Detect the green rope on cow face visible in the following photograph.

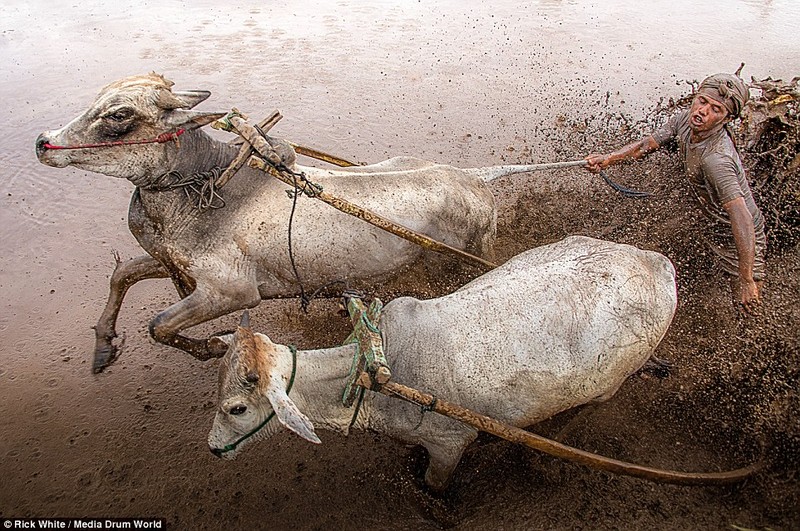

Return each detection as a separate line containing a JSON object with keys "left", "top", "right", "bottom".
{"left": 217, "top": 344, "right": 298, "bottom": 455}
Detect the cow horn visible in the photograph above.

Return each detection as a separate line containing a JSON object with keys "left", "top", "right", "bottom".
{"left": 173, "top": 90, "right": 212, "bottom": 109}
{"left": 239, "top": 311, "right": 250, "bottom": 329}
{"left": 164, "top": 109, "right": 228, "bottom": 130}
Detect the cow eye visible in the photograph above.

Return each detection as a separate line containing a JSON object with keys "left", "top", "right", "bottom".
{"left": 229, "top": 405, "right": 247, "bottom": 416}
{"left": 105, "top": 108, "right": 134, "bottom": 122}
{"left": 100, "top": 108, "right": 136, "bottom": 137}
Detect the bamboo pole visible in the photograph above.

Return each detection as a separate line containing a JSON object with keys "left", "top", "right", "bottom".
{"left": 289, "top": 142, "right": 361, "bottom": 167}
{"left": 248, "top": 156, "right": 498, "bottom": 270}
{"left": 366, "top": 376, "right": 763, "bottom": 486}
{"left": 216, "top": 113, "right": 498, "bottom": 271}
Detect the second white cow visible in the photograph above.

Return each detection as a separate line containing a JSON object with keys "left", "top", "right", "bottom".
{"left": 207, "top": 236, "right": 677, "bottom": 490}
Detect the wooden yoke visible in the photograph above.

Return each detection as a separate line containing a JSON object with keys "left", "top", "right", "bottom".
{"left": 341, "top": 296, "right": 391, "bottom": 407}
{"left": 213, "top": 109, "right": 283, "bottom": 189}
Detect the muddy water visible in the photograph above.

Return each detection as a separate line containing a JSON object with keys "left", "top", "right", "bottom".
{"left": 1, "top": 1, "right": 799, "bottom": 529}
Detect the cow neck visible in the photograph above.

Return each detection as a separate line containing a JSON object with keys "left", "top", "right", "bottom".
{"left": 137, "top": 129, "right": 238, "bottom": 190}
{"left": 286, "top": 343, "right": 373, "bottom": 435}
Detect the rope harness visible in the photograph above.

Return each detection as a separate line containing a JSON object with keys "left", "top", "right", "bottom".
{"left": 158, "top": 167, "right": 227, "bottom": 210}
{"left": 42, "top": 128, "right": 186, "bottom": 150}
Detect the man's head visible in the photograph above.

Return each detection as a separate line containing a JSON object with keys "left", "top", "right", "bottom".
{"left": 689, "top": 73, "right": 750, "bottom": 135}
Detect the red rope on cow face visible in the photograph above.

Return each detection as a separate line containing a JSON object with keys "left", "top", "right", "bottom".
{"left": 42, "top": 128, "right": 186, "bottom": 150}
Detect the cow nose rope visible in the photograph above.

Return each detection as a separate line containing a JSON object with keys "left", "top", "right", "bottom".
{"left": 41, "top": 128, "right": 186, "bottom": 150}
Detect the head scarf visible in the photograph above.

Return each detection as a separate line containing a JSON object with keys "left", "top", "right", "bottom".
{"left": 697, "top": 74, "right": 750, "bottom": 118}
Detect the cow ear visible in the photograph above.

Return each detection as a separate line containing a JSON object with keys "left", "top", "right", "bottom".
{"left": 214, "top": 333, "right": 235, "bottom": 346}
{"left": 172, "top": 90, "right": 212, "bottom": 109}
{"left": 265, "top": 375, "right": 321, "bottom": 444}
{"left": 164, "top": 109, "right": 227, "bottom": 130}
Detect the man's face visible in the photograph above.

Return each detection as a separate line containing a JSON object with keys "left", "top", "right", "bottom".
{"left": 689, "top": 94, "right": 730, "bottom": 134}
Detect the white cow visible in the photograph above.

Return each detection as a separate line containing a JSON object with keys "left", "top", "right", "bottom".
{"left": 35, "top": 73, "right": 575, "bottom": 372}
{"left": 207, "top": 236, "right": 677, "bottom": 490}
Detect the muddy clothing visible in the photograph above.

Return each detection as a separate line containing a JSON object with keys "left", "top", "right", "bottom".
{"left": 652, "top": 109, "right": 767, "bottom": 279}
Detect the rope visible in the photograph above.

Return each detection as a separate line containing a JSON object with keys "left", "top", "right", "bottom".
{"left": 43, "top": 128, "right": 185, "bottom": 150}
{"left": 413, "top": 395, "right": 438, "bottom": 430}
{"left": 160, "top": 167, "right": 226, "bottom": 210}
{"left": 249, "top": 124, "right": 313, "bottom": 311}
{"left": 348, "top": 386, "right": 366, "bottom": 430}
{"left": 285, "top": 165, "right": 311, "bottom": 312}
{"left": 252, "top": 124, "right": 349, "bottom": 313}
{"left": 599, "top": 170, "right": 651, "bottom": 198}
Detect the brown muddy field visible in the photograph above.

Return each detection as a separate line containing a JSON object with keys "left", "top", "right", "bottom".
{"left": 1, "top": 1, "right": 798, "bottom": 530}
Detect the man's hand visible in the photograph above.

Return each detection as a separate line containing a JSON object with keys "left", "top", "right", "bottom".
{"left": 585, "top": 136, "right": 660, "bottom": 174}
{"left": 723, "top": 197, "right": 761, "bottom": 316}
{"left": 738, "top": 277, "right": 762, "bottom": 315}
{"left": 585, "top": 154, "right": 609, "bottom": 173}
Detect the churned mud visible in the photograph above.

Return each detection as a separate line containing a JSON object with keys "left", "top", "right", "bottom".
{"left": 1, "top": 2, "right": 799, "bottom": 530}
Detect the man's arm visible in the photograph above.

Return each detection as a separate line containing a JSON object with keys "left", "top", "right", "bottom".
{"left": 585, "top": 135, "right": 660, "bottom": 173}
{"left": 723, "top": 196, "right": 761, "bottom": 310}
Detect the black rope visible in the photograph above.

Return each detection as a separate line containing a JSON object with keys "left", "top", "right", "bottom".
{"left": 413, "top": 396, "right": 438, "bottom": 430}
{"left": 252, "top": 124, "right": 313, "bottom": 311}
{"left": 252, "top": 125, "right": 351, "bottom": 313}
{"left": 599, "top": 170, "right": 651, "bottom": 198}
{"left": 348, "top": 386, "right": 366, "bottom": 430}
{"left": 160, "top": 167, "right": 226, "bottom": 210}
{"left": 285, "top": 165, "right": 312, "bottom": 312}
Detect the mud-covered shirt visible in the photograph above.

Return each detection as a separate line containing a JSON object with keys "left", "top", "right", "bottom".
{"left": 652, "top": 109, "right": 765, "bottom": 238}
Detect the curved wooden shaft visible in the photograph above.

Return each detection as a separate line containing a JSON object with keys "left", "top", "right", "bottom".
{"left": 249, "top": 157, "right": 499, "bottom": 271}
{"left": 374, "top": 379, "right": 763, "bottom": 486}
{"left": 288, "top": 142, "right": 360, "bottom": 167}
{"left": 218, "top": 112, "right": 497, "bottom": 272}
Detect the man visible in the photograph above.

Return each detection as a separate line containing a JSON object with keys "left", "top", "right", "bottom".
{"left": 585, "top": 73, "right": 766, "bottom": 315}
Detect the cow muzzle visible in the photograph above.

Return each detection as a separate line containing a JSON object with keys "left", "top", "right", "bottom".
{"left": 35, "top": 133, "right": 69, "bottom": 167}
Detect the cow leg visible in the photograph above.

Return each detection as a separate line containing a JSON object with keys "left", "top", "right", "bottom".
{"left": 94, "top": 255, "right": 170, "bottom": 373}
{"left": 421, "top": 430, "right": 477, "bottom": 491}
{"left": 148, "top": 281, "right": 261, "bottom": 360}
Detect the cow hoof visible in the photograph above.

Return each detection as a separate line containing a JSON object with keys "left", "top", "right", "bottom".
{"left": 93, "top": 343, "right": 119, "bottom": 374}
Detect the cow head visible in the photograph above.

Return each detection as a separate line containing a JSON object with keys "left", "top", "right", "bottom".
{"left": 35, "top": 73, "right": 226, "bottom": 184}
{"left": 208, "top": 312, "right": 320, "bottom": 459}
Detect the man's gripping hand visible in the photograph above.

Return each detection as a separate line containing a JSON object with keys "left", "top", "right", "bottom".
{"left": 585, "top": 153, "right": 610, "bottom": 173}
